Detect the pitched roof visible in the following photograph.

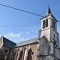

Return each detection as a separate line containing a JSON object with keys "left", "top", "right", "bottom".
{"left": 14, "top": 36, "right": 48, "bottom": 47}
{"left": 41, "top": 7, "right": 57, "bottom": 21}
{"left": 0, "top": 36, "right": 48, "bottom": 48}
{"left": 2, "top": 36, "right": 16, "bottom": 48}
{"left": 47, "top": 7, "right": 51, "bottom": 15}
{"left": 16, "top": 38, "right": 39, "bottom": 47}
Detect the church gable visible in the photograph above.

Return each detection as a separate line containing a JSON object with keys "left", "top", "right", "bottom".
{"left": 3, "top": 37, "right": 16, "bottom": 48}
{"left": 39, "top": 36, "right": 49, "bottom": 55}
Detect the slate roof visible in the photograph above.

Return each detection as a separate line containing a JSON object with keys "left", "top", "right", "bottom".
{"left": 41, "top": 7, "right": 57, "bottom": 22}
{"left": 16, "top": 38, "right": 39, "bottom": 47}
{"left": 47, "top": 7, "right": 51, "bottom": 15}
{"left": 1, "top": 36, "right": 48, "bottom": 48}
{"left": 16, "top": 36, "right": 48, "bottom": 47}
{"left": 2, "top": 37, "right": 16, "bottom": 48}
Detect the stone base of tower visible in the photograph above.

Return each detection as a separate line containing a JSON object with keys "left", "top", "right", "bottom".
{"left": 41, "top": 55, "right": 55, "bottom": 60}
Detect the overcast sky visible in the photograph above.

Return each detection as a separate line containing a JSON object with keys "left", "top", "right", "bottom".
{"left": 0, "top": 0, "right": 60, "bottom": 43}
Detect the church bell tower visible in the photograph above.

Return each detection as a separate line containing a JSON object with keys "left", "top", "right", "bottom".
{"left": 39, "top": 7, "right": 59, "bottom": 46}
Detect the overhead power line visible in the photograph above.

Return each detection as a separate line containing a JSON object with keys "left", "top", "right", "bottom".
{"left": 0, "top": 3, "right": 43, "bottom": 17}
{"left": 57, "top": 21, "right": 60, "bottom": 22}
{"left": 0, "top": 24, "right": 37, "bottom": 34}
{"left": 0, "top": 3, "right": 60, "bottom": 22}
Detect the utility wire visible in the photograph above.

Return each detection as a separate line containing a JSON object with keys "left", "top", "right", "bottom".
{"left": 0, "top": 3, "right": 60, "bottom": 22}
{"left": 57, "top": 21, "right": 60, "bottom": 22}
{"left": 0, "top": 24, "right": 37, "bottom": 34}
{"left": 0, "top": 3, "right": 60, "bottom": 21}
{"left": 0, "top": 3, "right": 40, "bottom": 34}
{"left": 0, "top": 3, "right": 44, "bottom": 17}
{"left": 0, "top": 3, "right": 60, "bottom": 33}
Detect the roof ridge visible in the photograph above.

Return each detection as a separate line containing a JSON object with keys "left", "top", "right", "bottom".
{"left": 17, "top": 37, "right": 38, "bottom": 44}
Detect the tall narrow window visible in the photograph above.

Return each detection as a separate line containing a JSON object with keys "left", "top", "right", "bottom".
{"left": 18, "top": 50, "right": 23, "bottom": 60}
{"left": 53, "top": 34, "right": 55, "bottom": 40}
{"left": 27, "top": 49, "right": 32, "bottom": 60}
{"left": 46, "top": 19, "right": 48, "bottom": 27}
{"left": 54, "top": 34, "right": 55, "bottom": 38}
{"left": 53, "top": 21, "right": 55, "bottom": 29}
{"left": 43, "top": 20, "right": 45, "bottom": 28}
{"left": 52, "top": 20, "right": 55, "bottom": 29}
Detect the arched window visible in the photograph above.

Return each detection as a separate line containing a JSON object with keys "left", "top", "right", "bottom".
{"left": 43, "top": 19, "right": 48, "bottom": 28}
{"left": 46, "top": 19, "right": 48, "bottom": 27}
{"left": 43, "top": 20, "right": 45, "bottom": 28}
{"left": 52, "top": 20, "right": 56, "bottom": 29}
{"left": 18, "top": 50, "right": 23, "bottom": 60}
{"left": 27, "top": 48, "right": 32, "bottom": 60}
{"left": 12, "top": 50, "right": 16, "bottom": 60}
{"left": 9, "top": 49, "right": 17, "bottom": 60}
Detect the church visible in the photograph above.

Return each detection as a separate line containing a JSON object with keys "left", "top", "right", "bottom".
{"left": 0, "top": 7, "right": 60, "bottom": 60}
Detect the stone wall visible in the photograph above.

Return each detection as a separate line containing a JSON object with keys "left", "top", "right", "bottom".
{"left": 9, "top": 43, "right": 38, "bottom": 60}
{"left": 0, "top": 46, "right": 10, "bottom": 60}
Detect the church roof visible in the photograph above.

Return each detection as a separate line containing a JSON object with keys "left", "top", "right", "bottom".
{"left": 41, "top": 7, "right": 57, "bottom": 21}
{"left": 2, "top": 36, "right": 16, "bottom": 48}
{"left": 0, "top": 36, "right": 48, "bottom": 48}
{"left": 39, "top": 36, "right": 49, "bottom": 55}
{"left": 16, "top": 36, "right": 48, "bottom": 47}
{"left": 16, "top": 38, "right": 39, "bottom": 47}
{"left": 41, "top": 13, "right": 57, "bottom": 21}
{"left": 47, "top": 7, "right": 51, "bottom": 15}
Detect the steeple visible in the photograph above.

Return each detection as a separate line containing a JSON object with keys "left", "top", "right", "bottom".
{"left": 40, "top": 7, "right": 59, "bottom": 43}
{"left": 47, "top": 7, "right": 51, "bottom": 15}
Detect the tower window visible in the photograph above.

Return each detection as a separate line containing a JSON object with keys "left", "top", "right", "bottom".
{"left": 52, "top": 20, "right": 55, "bottom": 29}
{"left": 46, "top": 19, "right": 48, "bottom": 27}
{"left": 43, "top": 20, "right": 45, "bottom": 28}
{"left": 54, "top": 34, "right": 55, "bottom": 38}
{"left": 43, "top": 19, "right": 48, "bottom": 28}
{"left": 53, "top": 34, "right": 55, "bottom": 41}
